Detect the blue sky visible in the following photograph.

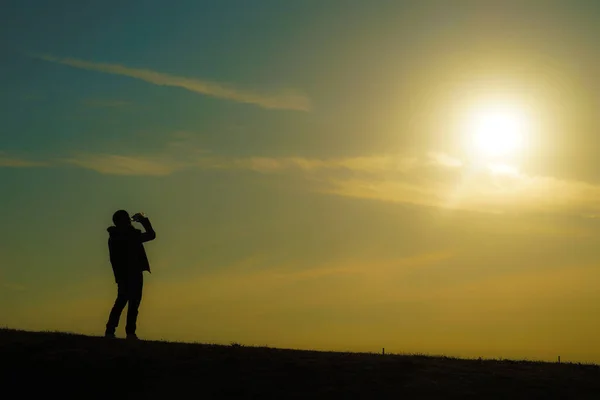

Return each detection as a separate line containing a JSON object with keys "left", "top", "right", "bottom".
{"left": 3, "top": 0, "right": 600, "bottom": 362}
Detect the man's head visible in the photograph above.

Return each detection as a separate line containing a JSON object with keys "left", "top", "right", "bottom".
{"left": 112, "top": 210, "right": 132, "bottom": 228}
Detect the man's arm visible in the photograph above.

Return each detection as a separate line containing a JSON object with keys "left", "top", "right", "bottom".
{"left": 139, "top": 217, "right": 156, "bottom": 243}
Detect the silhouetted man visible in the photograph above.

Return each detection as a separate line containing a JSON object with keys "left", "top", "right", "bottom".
{"left": 105, "top": 210, "right": 156, "bottom": 339}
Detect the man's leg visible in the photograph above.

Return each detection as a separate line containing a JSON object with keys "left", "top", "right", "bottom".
{"left": 106, "top": 282, "right": 129, "bottom": 336}
{"left": 125, "top": 273, "right": 143, "bottom": 337}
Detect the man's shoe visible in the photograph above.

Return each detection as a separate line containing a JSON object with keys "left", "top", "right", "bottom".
{"left": 126, "top": 334, "right": 139, "bottom": 340}
{"left": 104, "top": 332, "right": 116, "bottom": 339}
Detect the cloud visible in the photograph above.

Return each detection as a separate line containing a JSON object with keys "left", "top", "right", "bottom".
{"left": 33, "top": 54, "right": 311, "bottom": 111}
{"left": 59, "top": 147, "right": 600, "bottom": 216}
{"left": 426, "top": 152, "right": 463, "bottom": 168}
{"left": 0, "top": 152, "right": 47, "bottom": 168}
{"left": 62, "top": 154, "right": 186, "bottom": 176}
{"left": 7, "top": 141, "right": 600, "bottom": 217}
{"left": 54, "top": 151, "right": 329, "bottom": 177}
{"left": 59, "top": 133, "right": 211, "bottom": 176}
{"left": 318, "top": 157, "right": 600, "bottom": 216}
{"left": 203, "top": 156, "right": 329, "bottom": 173}
{"left": 201, "top": 151, "right": 600, "bottom": 216}
{"left": 198, "top": 154, "right": 421, "bottom": 175}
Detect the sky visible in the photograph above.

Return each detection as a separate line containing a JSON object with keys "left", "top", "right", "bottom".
{"left": 2, "top": 0, "right": 600, "bottom": 363}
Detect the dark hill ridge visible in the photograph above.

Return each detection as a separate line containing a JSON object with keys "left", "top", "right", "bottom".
{"left": 1, "top": 329, "right": 599, "bottom": 399}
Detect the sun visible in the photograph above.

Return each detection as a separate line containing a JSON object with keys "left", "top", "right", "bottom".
{"left": 468, "top": 105, "right": 526, "bottom": 158}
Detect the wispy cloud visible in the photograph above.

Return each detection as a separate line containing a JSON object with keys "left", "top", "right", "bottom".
{"left": 198, "top": 154, "right": 421, "bottom": 175}
{"left": 7, "top": 141, "right": 600, "bottom": 217}
{"left": 317, "top": 157, "right": 600, "bottom": 216}
{"left": 56, "top": 149, "right": 421, "bottom": 178}
{"left": 204, "top": 151, "right": 600, "bottom": 216}
{"left": 0, "top": 152, "right": 47, "bottom": 168}
{"left": 33, "top": 54, "right": 311, "bottom": 111}
{"left": 62, "top": 154, "right": 186, "bottom": 176}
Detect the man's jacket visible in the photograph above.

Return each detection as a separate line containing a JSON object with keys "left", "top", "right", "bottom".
{"left": 107, "top": 219, "right": 156, "bottom": 283}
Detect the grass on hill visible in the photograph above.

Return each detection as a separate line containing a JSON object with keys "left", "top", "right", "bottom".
{"left": 1, "top": 328, "right": 600, "bottom": 399}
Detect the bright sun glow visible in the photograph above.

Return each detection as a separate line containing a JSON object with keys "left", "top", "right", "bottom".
{"left": 469, "top": 106, "right": 526, "bottom": 158}
{"left": 488, "top": 163, "right": 519, "bottom": 176}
